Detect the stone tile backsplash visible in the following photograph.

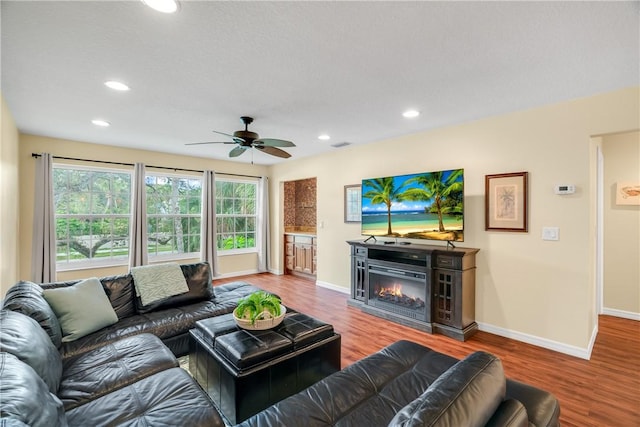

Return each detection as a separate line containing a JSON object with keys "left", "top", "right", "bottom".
{"left": 284, "top": 178, "right": 316, "bottom": 231}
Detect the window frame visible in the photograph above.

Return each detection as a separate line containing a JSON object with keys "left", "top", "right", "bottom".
{"left": 215, "top": 177, "right": 259, "bottom": 255}
{"left": 51, "top": 164, "right": 262, "bottom": 271}
{"left": 145, "top": 171, "right": 203, "bottom": 261}
{"left": 53, "top": 163, "right": 133, "bottom": 271}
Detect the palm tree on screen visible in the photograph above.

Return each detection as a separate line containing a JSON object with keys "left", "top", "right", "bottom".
{"left": 404, "top": 170, "right": 463, "bottom": 232}
{"left": 362, "top": 177, "right": 410, "bottom": 235}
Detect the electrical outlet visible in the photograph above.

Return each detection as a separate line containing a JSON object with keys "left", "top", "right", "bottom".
{"left": 542, "top": 227, "right": 559, "bottom": 241}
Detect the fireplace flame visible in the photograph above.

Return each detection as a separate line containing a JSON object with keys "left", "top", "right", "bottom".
{"left": 379, "top": 284, "right": 403, "bottom": 297}
{"left": 375, "top": 283, "right": 425, "bottom": 309}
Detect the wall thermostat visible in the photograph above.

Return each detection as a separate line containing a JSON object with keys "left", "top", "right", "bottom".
{"left": 554, "top": 184, "right": 576, "bottom": 195}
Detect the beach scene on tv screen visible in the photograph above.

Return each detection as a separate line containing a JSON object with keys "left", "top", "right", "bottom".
{"left": 361, "top": 169, "right": 464, "bottom": 242}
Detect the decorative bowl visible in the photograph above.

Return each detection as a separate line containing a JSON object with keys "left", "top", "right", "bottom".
{"left": 233, "top": 305, "right": 287, "bottom": 331}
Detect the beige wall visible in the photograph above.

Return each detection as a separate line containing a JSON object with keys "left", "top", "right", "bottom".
{"left": 269, "top": 87, "right": 640, "bottom": 357}
{"left": 5, "top": 87, "right": 639, "bottom": 357}
{"left": 602, "top": 131, "right": 640, "bottom": 316}
{"left": 0, "top": 94, "right": 20, "bottom": 296}
{"left": 17, "top": 134, "right": 269, "bottom": 283}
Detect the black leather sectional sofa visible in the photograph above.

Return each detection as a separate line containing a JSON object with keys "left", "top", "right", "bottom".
{"left": 35, "top": 262, "right": 262, "bottom": 360}
{"left": 0, "top": 262, "right": 258, "bottom": 426}
{"left": 0, "top": 261, "right": 561, "bottom": 427}
{"left": 239, "top": 340, "right": 561, "bottom": 427}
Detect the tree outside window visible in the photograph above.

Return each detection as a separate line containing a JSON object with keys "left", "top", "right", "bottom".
{"left": 146, "top": 174, "right": 202, "bottom": 258}
{"left": 216, "top": 179, "right": 257, "bottom": 252}
{"left": 54, "top": 166, "right": 132, "bottom": 268}
{"left": 53, "top": 165, "right": 259, "bottom": 270}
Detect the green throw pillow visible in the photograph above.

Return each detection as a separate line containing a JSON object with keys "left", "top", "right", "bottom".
{"left": 43, "top": 277, "right": 118, "bottom": 342}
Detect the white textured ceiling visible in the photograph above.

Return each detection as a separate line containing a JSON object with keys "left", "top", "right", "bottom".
{"left": 2, "top": 1, "right": 638, "bottom": 165}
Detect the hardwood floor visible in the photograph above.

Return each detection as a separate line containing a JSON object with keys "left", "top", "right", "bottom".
{"left": 215, "top": 273, "right": 640, "bottom": 427}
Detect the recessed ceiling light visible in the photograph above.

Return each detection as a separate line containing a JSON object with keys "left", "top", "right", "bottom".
{"left": 141, "top": 0, "right": 179, "bottom": 13}
{"left": 402, "top": 110, "right": 420, "bottom": 118}
{"left": 92, "top": 119, "right": 110, "bottom": 127}
{"left": 104, "top": 80, "right": 130, "bottom": 91}
{"left": 318, "top": 134, "right": 331, "bottom": 141}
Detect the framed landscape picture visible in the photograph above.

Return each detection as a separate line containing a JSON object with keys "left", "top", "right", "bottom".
{"left": 485, "top": 172, "right": 528, "bottom": 232}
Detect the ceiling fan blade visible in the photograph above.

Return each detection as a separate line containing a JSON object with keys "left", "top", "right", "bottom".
{"left": 255, "top": 145, "right": 291, "bottom": 158}
{"left": 212, "top": 130, "right": 245, "bottom": 144}
{"left": 229, "top": 146, "right": 248, "bottom": 157}
{"left": 185, "top": 141, "right": 236, "bottom": 146}
{"left": 254, "top": 138, "right": 296, "bottom": 148}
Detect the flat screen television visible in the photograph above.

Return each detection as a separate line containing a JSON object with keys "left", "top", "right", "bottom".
{"left": 361, "top": 168, "right": 464, "bottom": 242}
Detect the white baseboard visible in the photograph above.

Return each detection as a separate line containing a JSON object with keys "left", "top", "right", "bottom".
{"left": 477, "top": 322, "right": 593, "bottom": 360}
{"left": 214, "top": 268, "right": 284, "bottom": 279}
{"left": 315, "top": 280, "right": 350, "bottom": 294}
{"left": 602, "top": 307, "right": 640, "bottom": 321}
{"left": 587, "top": 323, "right": 598, "bottom": 360}
{"left": 214, "top": 269, "right": 260, "bottom": 279}
{"left": 216, "top": 272, "right": 350, "bottom": 294}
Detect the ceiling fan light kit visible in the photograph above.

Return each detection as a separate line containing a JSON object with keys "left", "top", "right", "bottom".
{"left": 187, "top": 116, "right": 295, "bottom": 160}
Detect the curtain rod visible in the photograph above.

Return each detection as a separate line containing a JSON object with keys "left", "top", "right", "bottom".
{"left": 31, "top": 153, "right": 262, "bottom": 179}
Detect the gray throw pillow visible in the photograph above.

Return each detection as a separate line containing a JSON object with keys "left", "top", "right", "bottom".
{"left": 43, "top": 277, "right": 119, "bottom": 342}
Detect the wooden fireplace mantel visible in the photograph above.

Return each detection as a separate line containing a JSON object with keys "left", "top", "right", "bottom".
{"left": 346, "top": 240, "right": 479, "bottom": 341}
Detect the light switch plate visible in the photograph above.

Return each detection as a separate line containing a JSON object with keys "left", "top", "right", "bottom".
{"left": 542, "top": 227, "right": 559, "bottom": 241}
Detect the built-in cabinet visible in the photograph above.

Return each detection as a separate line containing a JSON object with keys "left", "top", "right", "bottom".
{"left": 284, "top": 177, "right": 317, "bottom": 279}
{"left": 285, "top": 234, "right": 317, "bottom": 278}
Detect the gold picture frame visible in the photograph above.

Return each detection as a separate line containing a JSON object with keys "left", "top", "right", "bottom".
{"left": 485, "top": 172, "right": 528, "bottom": 232}
{"left": 344, "top": 184, "right": 362, "bottom": 223}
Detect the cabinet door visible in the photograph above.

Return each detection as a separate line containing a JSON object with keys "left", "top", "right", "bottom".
{"left": 433, "top": 269, "right": 462, "bottom": 328}
{"left": 311, "top": 241, "right": 317, "bottom": 274}
{"left": 350, "top": 245, "right": 368, "bottom": 301}
{"left": 352, "top": 256, "right": 366, "bottom": 301}
{"left": 302, "top": 245, "right": 313, "bottom": 274}
{"left": 293, "top": 244, "right": 305, "bottom": 271}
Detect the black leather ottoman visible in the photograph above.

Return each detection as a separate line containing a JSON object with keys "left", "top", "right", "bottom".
{"left": 189, "top": 310, "right": 341, "bottom": 424}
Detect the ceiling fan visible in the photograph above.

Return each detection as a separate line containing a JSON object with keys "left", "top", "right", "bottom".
{"left": 186, "top": 116, "right": 295, "bottom": 159}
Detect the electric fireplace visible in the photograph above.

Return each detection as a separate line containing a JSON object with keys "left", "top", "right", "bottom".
{"left": 367, "top": 263, "right": 429, "bottom": 322}
{"left": 348, "top": 240, "right": 480, "bottom": 341}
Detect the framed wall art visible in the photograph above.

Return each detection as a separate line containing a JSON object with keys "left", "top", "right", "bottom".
{"left": 616, "top": 182, "right": 640, "bottom": 206}
{"left": 344, "top": 184, "right": 362, "bottom": 223}
{"left": 485, "top": 172, "right": 528, "bottom": 232}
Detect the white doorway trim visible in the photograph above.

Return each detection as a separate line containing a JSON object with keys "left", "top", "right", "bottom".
{"left": 596, "top": 142, "right": 604, "bottom": 315}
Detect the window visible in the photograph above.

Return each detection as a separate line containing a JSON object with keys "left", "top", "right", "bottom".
{"left": 53, "top": 165, "right": 260, "bottom": 270}
{"left": 54, "top": 165, "right": 132, "bottom": 269}
{"left": 146, "top": 174, "right": 202, "bottom": 259}
{"left": 216, "top": 179, "right": 258, "bottom": 253}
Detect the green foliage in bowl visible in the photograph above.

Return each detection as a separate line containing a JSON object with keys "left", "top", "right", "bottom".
{"left": 234, "top": 291, "right": 282, "bottom": 325}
